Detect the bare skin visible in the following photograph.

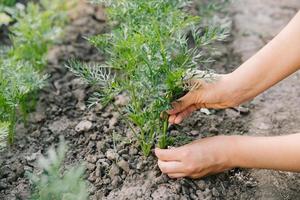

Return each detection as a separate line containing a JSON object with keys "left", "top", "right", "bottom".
{"left": 155, "top": 11, "right": 300, "bottom": 178}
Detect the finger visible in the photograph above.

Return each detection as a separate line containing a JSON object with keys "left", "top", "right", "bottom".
{"left": 167, "top": 92, "right": 196, "bottom": 115}
{"left": 155, "top": 148, "right": 181, "bottom": 161}
{"left": 168, "top": 115, "right": 177, "bottom": 124}
{"left": 173, "top": 105, "right": 198, "bottom": 124}
{"left": 167, "top": 173, "right": 186, "bottom": 179}
{"left": 157, "top": 160, "right": 185, "bottom": 174}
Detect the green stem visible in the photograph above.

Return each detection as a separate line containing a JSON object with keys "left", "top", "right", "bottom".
{"left": 158, "top": 115, "right": 169, "bottom": 149}
{"left": 8, "top": 107, "right": 16, "bottom": 145}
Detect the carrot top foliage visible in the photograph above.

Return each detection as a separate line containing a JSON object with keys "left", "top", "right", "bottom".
{"left": 0, "top": 0, "right": 76, "bottom": 148}
{"left": 68, "top": 0, "right": 229, "bottom": 156}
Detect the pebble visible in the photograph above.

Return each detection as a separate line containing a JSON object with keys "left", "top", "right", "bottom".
{"left": 86, "top": 163, "right": 96, "bottom": 171}
{"left": 88, "top": 171, "right": 97, "bottom": 182}
{"left": 225, "top": 109, "right": 240, "bottom": 118}
{"left": 75, "top": 120, "right": 93, "bottom": 132}
{"left": 197, "top": 180, "right": 207, "bottom": 191}
{"left": 111, "top": 176, "right": 121, "bottom": 188}
{"left": 108, "top": 164, "right": 120, "bottom": 179}
{"left": 90, "top": 133, "right": 98, "bottom": 140}
{"left": 117, "top": 160, "right": 130, "bottom": 173}
{"left": 212, "top": 188, "right": 219, "bottom": 197}
{"left": 95, "top": 166, "right": 102, "bottom": 177}
{"left": 106, "top": 149, "right": 117, "bottom": 161}
{"left": 108, "top": 116, "right": 118, "bottom": 129}
{"left": 0, "top": 181, "right": 8, "bottom": 190}
{"left": 129, "top": 147, "right": 138, "bottom": 155}
{"left": 190, "top": 130, "right": 199, "bottom": 136}
{"left": 86, "top": 155, "right": 97, "bottom": 164}
{"left": 196, "top": 190, "right": 205, "bottom": 199}
{"left": 96, "top": 141, "right": 105, "bottom": 152}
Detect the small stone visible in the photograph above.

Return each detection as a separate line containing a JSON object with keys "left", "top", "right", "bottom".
{"left": 95, "top": 7, "right": 106, "bottom": 22}
{"left": 95, "top": 166, "right": 102, "bottom": 177}
{"left": 117, "top": 160, "right": 130, "bottom": 173}
{"left": 0, "top": 181, "right": 8, "bottom": 190}
{"left": 90, "top": 133, "right": 97, "bottom": 140}
{"left": 75, "top": 120, "right": 92, "bottom": 133}
{"left": 190, "top": 130, "right": 199, "bottom": 136}
{"left": 96, "top": 141, "right": 105, "bottom": 152}
{"left": 108, "top": 117, "right": 118, "bottom": 129}
{"left": 196, "top": 190, "right": 204, "bottom": 199}
{"left": 32, "top": 112, "right": 46, "bottom": 123}
{"left": 73, "top": 89, "right": 86, "bottom": 102}
{"left": 111, "top": 176, "right": 121, "bottom": 188}
{"left": 106, "top": 149, "right": 117, "bottom": 161}
{"left": 108, "top": 164, "right": 120, "bottom": 179}
{"left": 197, "top": 180, "right": 206, "bottom": 191}
{"left": 115, "top": 94, "right": 129, "bottom": 106}
{"left": 209, "top": 127, "right": 218, "bottom": 134}
{"left": 86, "top": 155, "right": 97, "bottom": 163}
{"left": 86, "top": 163, "right": 96, "bottom": 171}
{"left": 25, "top": 152, "right": 41, "bottom": 162}
{"left": 129, "top": 148, "right": 138, "bottom": 156}
{"left": 225, "top": 109, "right": 240, "bottom": 118}
{"left": 88, "top": 171, "right": 97, "bottom": 182}
{"left": 48, "top": 117, "right": 72, "bottom": 134}
{"left": 212, "top": 188, "right": 219, "bottom": 197}
{"left": 238, "top": 106, "right": 250, "bottom": 115}
{"left": 200, "top": 108, "right": 211, "bottom": 115}
{"left": 76, "top": 102, "right": 86, "bottom": 111}
{"left": 118, "top": 148, "right": 128, "bottom": 155}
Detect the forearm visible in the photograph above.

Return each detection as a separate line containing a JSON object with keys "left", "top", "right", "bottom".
{"left": 230, "top": 134, "right": 300, "bottom": 172}
{"left": 226, "top": 11, "right": 300, "bottom": 105}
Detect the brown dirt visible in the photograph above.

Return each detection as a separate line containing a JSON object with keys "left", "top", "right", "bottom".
{"left": 0, "top": 1, "right": 299, "bottom": 200}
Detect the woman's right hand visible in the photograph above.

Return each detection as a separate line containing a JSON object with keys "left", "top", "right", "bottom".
{"left": 168, "top": 73, "right": 241, "bottom": 124}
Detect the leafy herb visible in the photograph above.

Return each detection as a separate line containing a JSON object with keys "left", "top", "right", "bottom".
{"left": 68, "top": 0, "right": 228, "bottom": 156}
{"left": 29, "top": 137, "right": 88, "bottom": 200}
{"left": 0, "top": 0, "right": 76, "bottom": 146}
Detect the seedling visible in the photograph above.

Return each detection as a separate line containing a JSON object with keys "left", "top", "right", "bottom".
{"left": 0, "top": 0, "right": 76, "bottom": 146}
{"left": 68, "top": 0, "right": 228, "bottom": 156}
{"left": 29, "top": 137, "right": 88, "bottom": 200}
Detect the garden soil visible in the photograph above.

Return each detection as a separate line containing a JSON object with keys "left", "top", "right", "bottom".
{"left": 0, "top": 1, "right": 300, "bottom": 200}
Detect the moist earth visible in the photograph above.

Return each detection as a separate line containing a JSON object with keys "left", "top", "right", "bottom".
{"left": 0, "top": 1, "right": 299, "bottom": 200}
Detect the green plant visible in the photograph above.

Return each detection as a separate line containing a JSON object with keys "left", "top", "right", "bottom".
{"left": 9, "top": 0, "right": 73, "bottom": 70}
{"left": 29, "top": 137, "right": 89, "bottom": 200}
{"left": 0, "top": 0, "right": 16, "bottom": 7}
{"left": 0, "top": 59, "right": 47, "bottom": 143}
{"left": 68, "top": 0, "right": 228, "bottom": 156}
{"left": 0, "top": 0, "right": 76, "bottom": 146}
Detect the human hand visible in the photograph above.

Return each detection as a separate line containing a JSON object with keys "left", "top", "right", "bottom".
{"left": 168, "top": 73, "right": 239, "bottom": 124}
{"left": 155, "top": 136, "right": 235, "bottom": 178}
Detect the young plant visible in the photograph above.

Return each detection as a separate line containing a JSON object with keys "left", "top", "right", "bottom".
{"left": 68, "top": 0, "right": 228, "bottom": 156}
{"left": 29, "top": 137, "right": 89, "bottom": 200}
{"left": 0, "top": 0, "right": 76, "bottom": 146}
{"left": 0, "top": 0, "right": 16, "bottom": 7}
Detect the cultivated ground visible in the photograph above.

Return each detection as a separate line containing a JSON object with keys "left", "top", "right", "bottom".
{"left": 0, "top": 1, "right": 299, "bottom": 200}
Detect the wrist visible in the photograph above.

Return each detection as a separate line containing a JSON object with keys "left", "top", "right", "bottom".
{"left": 221, "top": 72, "right": 253, "bottom": 106}
{"left": 223, "top": 135, "right": 243, "bottom": 168}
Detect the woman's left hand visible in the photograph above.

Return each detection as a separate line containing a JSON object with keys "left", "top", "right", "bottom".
{"left": 155, "top": 135, "right": 236, "bottom": 178}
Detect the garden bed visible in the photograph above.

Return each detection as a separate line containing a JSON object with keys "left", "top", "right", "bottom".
{"left": 1, "top": 1, "right": 261, "bottom": 200}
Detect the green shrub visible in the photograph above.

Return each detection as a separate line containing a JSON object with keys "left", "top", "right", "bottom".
{"left": 68, "top": 0, "right": 228, "bottom": 156}
{"left": 29, "top": 138, "right": 89, "bottom": 200}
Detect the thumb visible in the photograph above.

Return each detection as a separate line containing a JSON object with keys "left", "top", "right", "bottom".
{"left": 155, "top": 148, "right": 181, "bottom": 161}
{"left": 167, "top": 92, "right": 196, "bottom": 115}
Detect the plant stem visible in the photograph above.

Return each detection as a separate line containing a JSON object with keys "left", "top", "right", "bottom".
{"left": 8, "top": 107, "right": 16, "bottom": 145}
